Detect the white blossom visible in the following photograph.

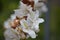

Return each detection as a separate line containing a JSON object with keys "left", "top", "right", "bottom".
{"left": 34, "top": 0, "right": 48, "bottom": 13}
{"left": 4, "top": 0, "right": 47, "bottom": 40}
{"left": 20, "top": 19, "right": 37, "bottom": 38}
{"left": 22, "top": 29, "right": 36, "bottom": 38}
{"left": 31, "top": 18, "right": 44, "bottom": 33}
{"left": 4, "top": 28, "right": 20, "bottom": 40}
{"left": 27, "top": 10, "right": 40, "bottom": 22}
{"left": 14, "top": 1, "right": 32, "bottom": 18}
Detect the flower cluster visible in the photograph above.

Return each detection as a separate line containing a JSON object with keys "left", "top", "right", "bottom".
{"left": 4, "top": 0, "right": 47, "bottom": 40}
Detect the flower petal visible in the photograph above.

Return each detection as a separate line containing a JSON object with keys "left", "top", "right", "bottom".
{"left": 36, "top": 18, "right": 44, "bottom": 23}
{"left": 20, "top": 19, "right": 29, "bottom": 29}
{"left": 10, "top": 14, "right": 16, "bottom": 20}
{"left": 23, "top": 29, "right": 36, "bottom": 38}
{"left": 41, "top": 5, "right": 48, "bottom": 12}
{"left": 4, "top": 19, "right": 11, "bottom": 29}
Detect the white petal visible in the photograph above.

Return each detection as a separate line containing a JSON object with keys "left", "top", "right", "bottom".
{"left": 27, "top": 6, "right": 33, "bottom": 12}
{"left": 31, "top": 18, "right": 44, "bottom": 32}
{"left": 34, "top": 2, "right": 44, "bottom": 9}
{"left": 27, "top": 30, "right": 36, "bottom": 38}
{"left": 31, "top": 22, "right": 39, "bottom": 32}
{"left": 4, "top": 29, "right": 20, "bottom": 40}
{"left": 33, "top": 25, "right": 40, "bottom": 33}
{"left": 15, "top": 5, "right": 32, "bottom": 18}
{"left": 23, "top": 29, "right": 36, "bottom": 38}
{"left": 4, "top": 19, "right": 11, "bottom": 29}
{"left": 20, "top": 19, "right": 29, "bottom": 29}
{"left": 34, "top": 10, "right": 39, "bottom": 20}
{"left": 36, "top": 18, "right": 44, "bottom": 23}
{"left": 41, "top": 5, "right": 48, "bottom": 12}
{"left": 14, "top": 9, "right": 26, "bottom": 18}
{"left": 19, "top": 1, "right": 27, "bottom": 9}
{"left": 27, "top": 13, "right": 36, "bottom": 22}
{"left": 10, "top": 14, "right": 16, "bottom": 20}
{"left": 34, "top": 0, "right": 39, "bottom": 4}
{"left": 26, "top": 19, "right": 33, "bottom": 27}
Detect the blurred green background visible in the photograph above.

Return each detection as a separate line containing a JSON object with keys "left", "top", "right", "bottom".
{"left": 0, "top": 0, "right": 60, "bottom": 40}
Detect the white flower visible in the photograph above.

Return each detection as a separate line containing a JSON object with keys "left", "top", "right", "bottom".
{"left": 20, "top": 19, "right": 36, "bottom": 38}
{"left": 14, "top": 1, "right": 33, "bottom": 18}
{"left": 4, "top": 0, "right": 46, "bottom": 39}
{"left": 27, "top": 10, "right": 39, "bottom": 22}
{"left": 31, "top": 18, "right": 44, "bottom": 33}
{"left": 34, "top": 1, "right": 44, "bottom": 10}
{"left": 22, "top": 29, "right": 36, "bottom": 38}
{"left": 34, "top": 0, "right": 48, "bottom": 12}
{"left": 26, "top": 9, "right": 44, "bottom": 33}
{"left": 4, "top": 28, "right": 20, "bottom": 40}
{"left": 14, "top": 9, "right": 25, "bottom": 18}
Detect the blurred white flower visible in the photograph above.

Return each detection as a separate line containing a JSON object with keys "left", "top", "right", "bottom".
{"left": 4, "top": 28, "right": 20, "bottom": 40}
{"left": 27, "top": 10, "right": 39, "bottom": 22}
{"left": 34, "top": 1, "right": 44, "bottom": 8}
{"left": 14, "top": 1, "right": 32, "bottom": 18}
{"left": 22, "top": 29, "right": 36, "bottom": 38}
{"left": 34, "top": 0, "right": 48, "bottom": 12}
{"left": 20, "top": 19, "right": 37, "bottom": 38}
{"left": 34, "top": 0, "right": 44, "bottom": 10}
{"left": 4, "top": 0, "right": 47, "bottom": 40}
{"left": 26, "top": 10, "right": 44, "bottom": 33}
{"left": 31, "top": 18, "right": 44, "bottom": 33}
